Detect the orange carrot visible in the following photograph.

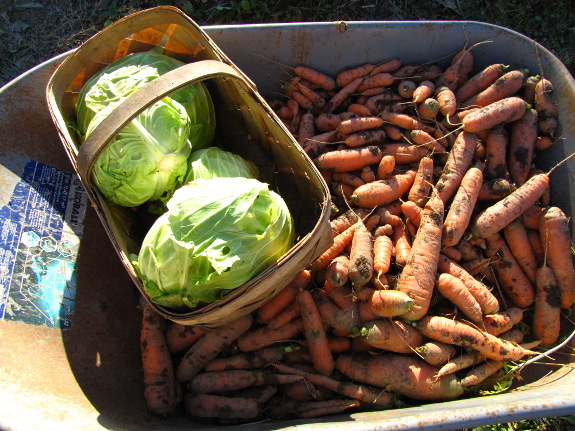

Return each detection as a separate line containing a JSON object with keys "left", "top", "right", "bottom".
{"left": 535, "top": 135, "right": 556, "bottom": 151}
{"left": 534, "top": 77, "right": 558, "bottom": 136}
{"left": 392, "top": 220, "right": 412, "bottom": 267}
{"left": 324, "top": 77, "right": 364, "bottom": 114}
{"left": 508, "top": 108, "right": 538, "bottom": 185}
{"left": 477, "top": 178, "right": 512, "bottom": 202}
{"left": 360, "top": 318, "right": 423, "bottom": 353}
{"left": 401, "top": 200, "right": 422, "bottom": 227}
{"left": 382, "top": 123, "right": 404, "bottom": 140}
{"left": 291, "top": 91, "right": 314, "bottom": 110}
{"left": 203, "top": 345, "right": 294, "bottom": 372}
{"left": 332, "top": 172, "right": 365, "bottom": 188}
{"left": 347, "top": 103, "right": 372, "bottom": 117}
{"left": 460, "top": 360, "right": 505, "bottom": 388}
{"left": 436, "top": 48, "right": 474, "bottom": 91}
{"left": 376, "top": 154, "right": 396, "bottom": 180}
{"left": 502, "top": 219, "right": 538, "bottom": 283}
{"left": 456, "top": 238, "right": 482, "bottom": 261}
{"left": 257, "top": 270, "right": 312, "bottom": 323}
{"left": 413, "top": 80, "right": 435, "bottom": 103}
{"left": 312, "top": 289, "right": 362, "bottom": 335}
{"left": 409, "top": 129, "right": 445, "bottom": 153}
{"left": 527, "top": 228, "right": 545, "bottom": 266}
{"left": 369, "top": 289, "right": 414, "bottom": 318}
{"left": 336, "top": 64, "right": 375, "bottom": 88}
{"left": 481, "top": 307, "right": 524, "bottom": 336}
{"left": 455, "top": 63, "right": 509, "bottom": 102}
{"left": 330, "top": 208, "right": 371, "bottom": 235}
{"left": 528, "top": 168, "right": 551, "bottom": 206}
{"left": 165, "top": 322, "right": 207, "bottom": 354}
{"left": 294, "top": 65, "right": 336, "bottom": 91}
{"left": 315, "top": 113, "right": 342, "bottom": 132}
{"left": 344, "top": 129, "right": 387, "bottom": 148}
{"left": 380, "top": 143, "right": 430, "bottom": 164}
{"left": 311, "top": 224, "right": 357, "bottom": 272}
{"left": 350, "top": 170, "right": 416, "bottom": 208}
{"left": 373, "top": 231, "right": 393, "bottom": 276}
{"left": 436, "top": 273, "right": 483, "bottom": 322}
{"left": 315, "top": 145, "right": 383, "bottom": 172}
{"left": 361, "top": 165, "right": 377, "bottom": 183}
{"left": 325, "top": 254, "right": 350, "bottom": 288}
{"left": 533, "top": 265, "right": 562, "bottom": 345}
{"left": 348, "top": 220, "right": 375, "bottom": 288}
{"left": 267, "top": 300, "right": 300, "bottom": 329}
{"left": 415, "top": 315, "right": 535, "bottom": 361}
{"left": 237, "top": 317, "right": 304, "bottom": 353}
{"left": 396, "top": 192, "right": 444, "bottom": 321}
{"left": 189, "top": 369, "right": 303, "bottom": 395}
{"left": 415, "top": 340, "right": 457, "bottom": 366}
{"left": 338, "top": 116, "right": 384, "bottom": 135}
{"left": 521, "top": 204, "right": 544, "bottom": 230}
{"left": 418, "top": 97, "right": 440, "bottom": 120}
{"left": 484, "top": 127, "right": 509, "bottom": 180}
{"left": 470, "top": 173, "right": 550, "bottom": 239}
{"left": 140, "top": 303, "right": 177, "bottom": 415}
{"left": 297, "top": 111, "right": 316, "bottom": 145}
{"left": 438, "top": 254, "right": 500, "bottom": 315}
{"left": 398, "top": 80, "right": 417, "bottom": 99}
{"left": 435, "top": 351, "right": 486, "bottom": 378}
{"left": 177, "top": 314, "right": 254, "bottom": 382}
{"left": 435, "top": 86, "right": 457, "bottom": 118}
{"left": 335, "top": 353, "right": 464, "bottom": 401}
{"left": 357, "top": 72, "right": 395, "bottom": 93}
{"left": 539, "top": 206, "right": 575, "bottom": 308}
{"left": 462, "top": 96, "right": 527, "bottom": 133}
{"left": 296, "top": 289, "right": 335, "bottom": 375}
{"left": 441, "top": 246, "right": 462, "bottom": 262}
{"left": 332, "top": 181, "right": 356, "bottom": 199}
{"left": 484, "top": 232, "right": 535, "bottom": 308}
{"left": 297, "top": 82, "right": 326, "bottom": 109}
{"left": 272, "top": 363, "right": 394, "bottom": 407}
{"left": 442, "top": 164, "right": 483, "bottom": 246}
{"left": 380, "top": 111, "right": 436, "bottom": 134}
{"left": 408, "top": 156, "right": 434, "bottom": 207}
{"left": 462, "top": 69, "right": 527, "bottom": 108}
{"left": 435, "top": 131, "right": 477, "bottom": 204}
{"left": 364, "top": 89, "right": 404, "bottom": 114}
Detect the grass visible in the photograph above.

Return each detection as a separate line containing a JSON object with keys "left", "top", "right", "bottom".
{"left": 0, "top": 1, "right": 574, "bottom": 429}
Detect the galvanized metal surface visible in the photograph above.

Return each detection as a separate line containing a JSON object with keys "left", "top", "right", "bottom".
{"left": 0, "top": 21, "right": 574, "bottom": 431}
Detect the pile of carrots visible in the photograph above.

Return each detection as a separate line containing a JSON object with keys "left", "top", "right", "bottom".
{"left": 138, "top": 44, "right": 575, "bottom": 423}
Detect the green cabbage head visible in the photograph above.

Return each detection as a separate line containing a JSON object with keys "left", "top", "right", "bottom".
{"left": 133, "top": 177, "right": 294, "bottom": 310}
{"left": 184, "top": 147, "right": 259, "bottom": 183}
{"left": 75, "top": 48, "right": 216, "bottom": 207}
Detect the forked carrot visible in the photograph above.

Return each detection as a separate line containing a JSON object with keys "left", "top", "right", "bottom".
{"left": 442, "top": 164, "right": 483, "bottom": 246}
{"left": 436, "top": 272, "right": 483, "bottom": 323}
{"left": 396, "top": 192, "right": 444, "bottom": 321}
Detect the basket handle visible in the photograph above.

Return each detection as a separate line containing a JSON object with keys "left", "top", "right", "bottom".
{"left": 77, "top": 59, "right": 247, "bottom": 186}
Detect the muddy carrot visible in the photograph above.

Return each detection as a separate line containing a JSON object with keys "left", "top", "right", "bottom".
{"left": 484, "top": 232, "right": 535, "bottom": 308}
{"left": 380, "top": 111, "right": 436, "bottom": 134}
{"left": 435, "top": 351, "right": 486, "bottom": 378}
{"left": 369, "top": 289, "right": 414, "bottom": 318}
{"left": 477, "top": 178, "right": 513, "bottom": 202}
{"left": 360, "top": 318, "right": 423, "bottom": 353}
{"left": 409, "top": 129, "right": 445, "bottom": 153}
{"left": 502, "top": 219, "right": 538, "bottom": 283}
{"left": 508, "top": 108, "right": 538, "bottom": 185}
{"left": 140, "top": 303, "right": 177, "bottom": 415}
{"left": 379, "top": 143, "right": 430, "bottom": 164}
{"left": 325, "top": 254, "right": 350, "bottom": 288}
{"left": 534, "top": 77, "right": 558, "bottom": 136}
{"left": 418, "top": 97, "right": 440, "bottom": 120}
{"left": 165, "top": 323, "right": 207, "bottom": 354}
{"left": 435, "top": 131, "right": 477, "bottom": 204}
{"left": 484, "top": 127, "right": 509, "bottom": 181}
{"left": 185, "top": 393, "right": 259, "bottom": 419}
{"left": 348, "top": 220, "right": 375, "bottom": 288}
{"left": 461, "top": 360, "right": 505, "bottom": 387}
{"left": 455, "top": 63, "right": 509, "bottom": 102}
{"left": 377, "top": 154, "right": 396, "bottom": 180}
{"left": 533, "top": 265, "right": 562, "bottom": 345}
{"left": 237, "top": 317, "right": 304, "bottom": 353}
{"left": 408, "top": 156, "right": 434, "bottom": 207}
{"left": 177, "top": 314, "right": 254, "bottom": 382}
{"left": 396, "top": 192, "right": 444, "bottom": 321}
{"left": 294, "top": 66, "right": 336, "bottom": 91}
{"left": 345, "top": 129, "right": 387, "bottom": 148}
{"left": 539, "top": 206, "right": 575, "bottom": 308}
{"left": 267, "top": 301, "right": 301, "bottom": 329}
{"left": 203, "top": 345, "right": 295, "bottom": 372}
{"left": 442, "top": 164, "right": 483, "bottom": 246}
{"left": 481, "top": 307, "right": 524, "bottom": 336}
{"left": 415, "top": 340, "right": 457, "bottom": 366}
{"left": 415, "top": 315, "right": 535, "bottom": 361}
{"left": 189, "top": 369, "right": 303, "bottom": 394}
{"left": 324, "top": 77, "right": 364, "bottom": 114}
{"left": 315, "top": 113, "right": 342, "bottom": 132}
{"left": 470, "top": 173, "right": 550, "bottom": 239}
{"left": 462, "top": 96, "right": 527, "bottom": 133}
{"left": 436, "top": 86, "right": 457, "bottom": 118}
{"left": 462, "top": 69, "right": 527, "bottom": 108}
